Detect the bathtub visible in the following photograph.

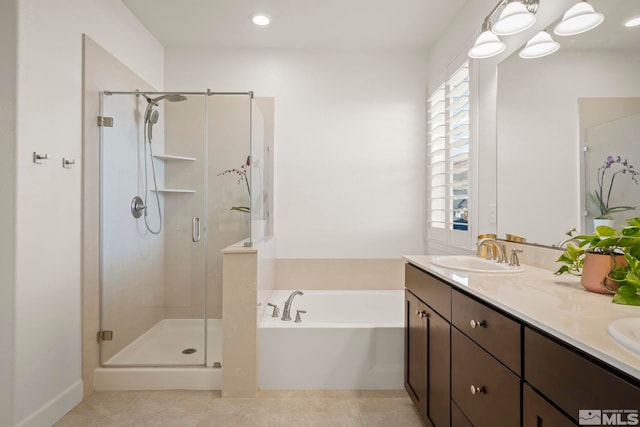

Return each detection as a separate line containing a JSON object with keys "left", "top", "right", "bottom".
{"left": 258, "top": 290, "right": 404, "bottom": 390}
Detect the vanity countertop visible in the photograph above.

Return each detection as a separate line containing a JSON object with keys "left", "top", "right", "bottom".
{"left": 404, "top": 255, "right": 640, "bottom": 381}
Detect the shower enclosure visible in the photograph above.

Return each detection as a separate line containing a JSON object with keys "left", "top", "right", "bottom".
{"left": 98, "top": 90, "right": 269, "bottom": 369}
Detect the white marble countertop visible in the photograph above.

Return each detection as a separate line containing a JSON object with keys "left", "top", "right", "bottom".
{"left": 404, "top": 255, "right": 640, "bottom": 381}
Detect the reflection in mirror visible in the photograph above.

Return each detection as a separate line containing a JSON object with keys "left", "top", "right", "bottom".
{"left": 580, "top": 98, "right": 640, "bottom": 234}
{"left": 496, "top": 0, "right": 640, "bottom": 246}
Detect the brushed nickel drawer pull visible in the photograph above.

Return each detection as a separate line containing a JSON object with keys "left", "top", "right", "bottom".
{"left": 415, "top": 310, "right": 428, "bottom": 318}
{"left": 470, "top": 319, "right": 486, "bottom": 329}
{"left": 470, "top": 385, "right": 485, "bottom": 395}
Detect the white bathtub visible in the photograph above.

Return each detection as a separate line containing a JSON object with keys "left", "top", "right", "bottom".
{"left": 258, "top": 290, "right": 404, "bottom": 390}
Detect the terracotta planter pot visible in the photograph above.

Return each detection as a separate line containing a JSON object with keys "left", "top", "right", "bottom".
{"left": 580, "top": 252, "right": 627, "bottom": 294}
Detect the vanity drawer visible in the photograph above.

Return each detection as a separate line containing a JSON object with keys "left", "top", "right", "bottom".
{"left": 405, "top": 263, "right": 451, "bottom": 321}
{"left": 452, "top": 289, "right": 521, "bottom": 374}
{"left": 451, "top": 328, "right": 520, "bottom": 427}
{"left": 523, "top": 384, "right": 574, "bottom": 427}
{"left": 525, "top": 327, "right": 640, "bottom": 422}
{"left": 451, "top": 400, "right": 473, "bottom": 427}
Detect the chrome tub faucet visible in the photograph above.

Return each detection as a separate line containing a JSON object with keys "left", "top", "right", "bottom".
{"left": 282, "top": 290, "right": 303, "bottom": 321}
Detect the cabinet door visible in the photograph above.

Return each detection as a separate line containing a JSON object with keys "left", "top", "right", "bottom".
{"left": 523, "top": 384, "right": 575, "bottom": 427}
{"left": 405, "top": 290, "right": 428, "bottom": 421}
{"left": 405, "top": 290, "right": 451, "bottom": 427}
{"left": 427, "top": 306, "right": 451, "bottom": 427}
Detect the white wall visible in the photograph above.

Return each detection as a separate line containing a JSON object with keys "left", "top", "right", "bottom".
{"left": 14, "top": 0, "right": 163, "bottom": 425}
{"left": 165, "top": 48, "right": 429, "bottom": 259}
{"left": 0, "top": 1, "right": 17, "bottom": 425}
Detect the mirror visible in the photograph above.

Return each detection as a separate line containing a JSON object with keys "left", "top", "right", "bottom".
{"left": 580, "top": 97, "right": 640, "bottom": 235}
{"left": 496, "top": 0, "right": 640, "bottom": 246}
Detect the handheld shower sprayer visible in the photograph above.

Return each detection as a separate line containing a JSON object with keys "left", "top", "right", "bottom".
{"left": 143, "top": 94, "right": 187, "bottom": 142}
{"left": 138, "top": 93, "right": 187, "bottom": 235}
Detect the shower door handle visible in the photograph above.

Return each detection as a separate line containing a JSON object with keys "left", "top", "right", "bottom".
{"left": 192, "top": 217, "right": 201, "bottom": 242}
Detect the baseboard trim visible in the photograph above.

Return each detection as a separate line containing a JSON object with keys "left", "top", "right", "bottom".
{"left": 15, "top": 380, "right": 83, "bottom": 427}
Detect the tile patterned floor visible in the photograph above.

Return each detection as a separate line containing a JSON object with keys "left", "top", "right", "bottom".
{"left": 54, "top": 390, "right": 424, "bottom": 427}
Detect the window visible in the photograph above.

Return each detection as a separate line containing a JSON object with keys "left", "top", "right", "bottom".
{"left": 428, "top": 61, "right": 472, "bottom": 247}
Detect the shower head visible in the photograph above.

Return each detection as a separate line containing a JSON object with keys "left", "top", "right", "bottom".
{"left": 151, "top": 94, "right": 188, "bottom": 103}
{"left": 148, "top": 109, "right": 159, "bottom": 125}
{"left": 143, "top": 93, "right": 187, "bottom": 141}
{"left": 143, "top": 93, "right": 186, "bottom": 122}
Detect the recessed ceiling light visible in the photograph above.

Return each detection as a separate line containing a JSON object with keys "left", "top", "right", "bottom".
{"left": 624, "top": 16, "right": 640, "bottom": 28}
{"left": 251, "top": 13, "right": 271, "bottom": 26}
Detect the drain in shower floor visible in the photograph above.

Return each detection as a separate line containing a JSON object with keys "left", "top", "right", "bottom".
{"left": 182, "top": 348, "right": 197, "bottom": 355}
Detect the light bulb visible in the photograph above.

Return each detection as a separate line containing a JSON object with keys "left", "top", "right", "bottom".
{"left": 493, "top": 1, "right": 537, "bottom": 36}
{"left": 469, "top": 29, "right": 506, "bottom": 59}
{"left": 251, "top": 13, "right": 271, "bottom": 26}
{"left": 519, "top": 31, "right": 560, "bottom": 59}
{"left": 554, "top": 1, "right": 604, "bottom": 36}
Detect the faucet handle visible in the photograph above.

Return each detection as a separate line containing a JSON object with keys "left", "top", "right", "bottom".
{"left": 267, "top": 303, "right": 280, "bottom": 318}
{"left": 510, "top": 249, "right": 523, "bottom": 267}
{"left": 295, "top": 310, "right": 307, "bottom": 323}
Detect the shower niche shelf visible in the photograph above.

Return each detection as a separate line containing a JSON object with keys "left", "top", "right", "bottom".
{"left": 151, "top": 188, "right": 196, "bottom": 194}
{"left": 153, "top": 154, "right": 196, "bottom": 161}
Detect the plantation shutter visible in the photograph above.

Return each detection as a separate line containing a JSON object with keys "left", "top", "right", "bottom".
{"left": 428, "top": 61, "right": 471, "bottom": 244}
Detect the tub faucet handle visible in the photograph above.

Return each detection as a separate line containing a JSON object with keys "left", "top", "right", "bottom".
{"left": 267, "top": 303, "right": 280, "bottom": 318}
{"left": 295, "top": 310, "right": 307, "bottom": 323}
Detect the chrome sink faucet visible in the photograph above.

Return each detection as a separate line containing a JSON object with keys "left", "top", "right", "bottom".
{"left": 282, "top": 290, "right": 304, "bottom": 321}
{"left": 478, "top": 238, "right": 507, "bottom": 263}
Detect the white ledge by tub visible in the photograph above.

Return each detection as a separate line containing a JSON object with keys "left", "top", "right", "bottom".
{"left": 404, "top": 255, "right": 640, "bottom": 381}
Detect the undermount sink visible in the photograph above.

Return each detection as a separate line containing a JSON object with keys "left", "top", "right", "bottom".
{"left": 607, "top": 317, "right": 640, "bottom": 355}
{"left": 430, "top": 255, "right": 525, "bottom": 274}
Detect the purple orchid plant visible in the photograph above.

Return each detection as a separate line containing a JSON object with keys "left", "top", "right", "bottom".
{"left": 218, "top": 156, "right": 251, "bottom": 213}
{"left": 590, "top": 155, "right": 639, "bottom": 219}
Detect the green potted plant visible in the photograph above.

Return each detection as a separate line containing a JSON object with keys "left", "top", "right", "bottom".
{"left": 555, "top": 217, "right": 640, "bottom": 305}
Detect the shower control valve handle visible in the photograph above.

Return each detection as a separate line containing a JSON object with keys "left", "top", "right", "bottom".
{"left": 267, "top": 303, "right": 280, "bottom": 318}
{"left": 295, "top": 310, "right": 307, "bottom": 323}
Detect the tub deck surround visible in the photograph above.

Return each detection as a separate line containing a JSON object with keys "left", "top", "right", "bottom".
{"left": 259, "top": 290, "right": 405, "bottom": 390}
{"left": 404, "top": 255, "right": 640, "bottom": 380}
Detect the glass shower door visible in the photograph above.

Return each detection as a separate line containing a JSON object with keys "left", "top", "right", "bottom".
{"left": 99, "top": 92, "right": 208, "bottom": 366}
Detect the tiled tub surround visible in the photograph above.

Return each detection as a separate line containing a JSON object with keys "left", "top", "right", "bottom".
{"left": 259, "top": 290, "right": 404, "bottom": 390}
{"left": 404, "top": 255, "right": 640, "bottom": 381}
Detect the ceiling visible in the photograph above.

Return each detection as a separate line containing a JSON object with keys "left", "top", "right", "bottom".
{"left": 121, "top": 0, "right": 468, "bottom": 49}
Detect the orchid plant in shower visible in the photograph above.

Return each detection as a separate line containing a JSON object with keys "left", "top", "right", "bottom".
{"left": 218, "top": 156, "right": 251, "bottom": 213}
{"left": 590, "top": 155, "right": 639, "bottom": 219}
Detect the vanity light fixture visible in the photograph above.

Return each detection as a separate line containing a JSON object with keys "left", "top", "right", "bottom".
{"left": 554, "top": 1, "right": 604, "bottom": 36}
{"left": 251, "top": 13, "right": 271, "bottom": 26}
{"left": 624, "top": 16, "right": 640, "bottom": 28}
{"left": 468, "top": 20, "right": 507, "bottom": 59}
{"left": 519, "top": 30, "right": 560, "bottom": 59}
{"left": 468, "top": 0, "right": 538, "bottom": 59}
{"left": 493, "top": 0, "right": 539, "bottom": 36}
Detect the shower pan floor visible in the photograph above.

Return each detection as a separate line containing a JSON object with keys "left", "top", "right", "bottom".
{"left": 104, "top": 319, "right": 222, "bottom": 366}
{"left": 95, "top": 319, "right": 222, "bottom": 391}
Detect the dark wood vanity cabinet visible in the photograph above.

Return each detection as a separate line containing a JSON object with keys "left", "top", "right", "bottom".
{"left": 404, "top": 262, "right": 640, "bottom": 427}
{"left": 523, "top": 384, "right": 575, "bottom": 427}
{"left": 405, "top": 263, "right": 451, "bottom": 427}
{"left": 525, "top": 327, "right": 640, "bottom": 424}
